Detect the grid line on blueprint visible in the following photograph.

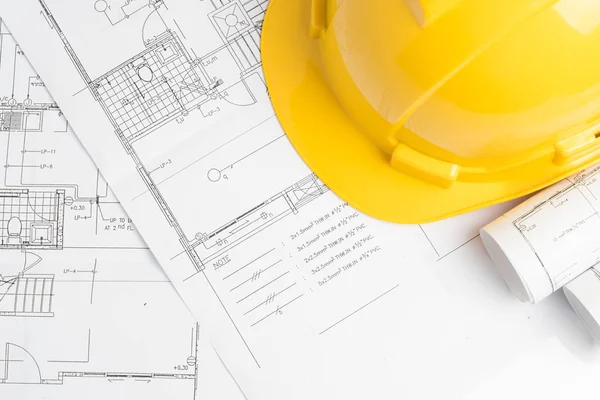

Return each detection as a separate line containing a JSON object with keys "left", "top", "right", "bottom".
{"left": 95, "top": 35, "right": 205, "bottom": 139}
{"left": 0, "top": 190, "right": 62, "bottom": 248}
{"left": 230, "top": 29, "right": 260, "bottom": 72}
{"left": 0, "top": 274, "right": 55, "bottom": 317}
{"left": 243, "top": 0, "right": 268, "bottom": 25}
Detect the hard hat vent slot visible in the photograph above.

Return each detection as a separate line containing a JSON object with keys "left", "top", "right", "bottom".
{"left": 554, "top": 128, "right": 600, "bottom": 165}
{"left": 390, "top": 143, "right": 459, "bottom": 188}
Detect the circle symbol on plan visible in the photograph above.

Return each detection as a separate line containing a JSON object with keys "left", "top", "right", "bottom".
{"left": 225, "top": 14, "right": 239, "bottom": 27}
{"left": 207, "top": 168, "right": 222, "bottom": 182}
{"left": 137, "top": 65, "right": 154, "bottom": 82}
{"left": 23, "top": 99, "right": 32, "bottom": 107}
{"left": 186, "top": 356, "right": 196, "bottom": 366}
{"left": 8, "top": 98, "right": 16, "bottom": 106}
{"left": 94, "top": 0, "right": 108, "bottom": 12}
{"left": 64, "top": 197, "right": 74, "bottom": 206}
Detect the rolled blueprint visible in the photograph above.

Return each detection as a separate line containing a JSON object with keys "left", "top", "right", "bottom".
{"left": 481, "top": 164, "right": 600, "bottom": 303}
{"left": 564, "top": 267, "right": 600, "bottom": 342}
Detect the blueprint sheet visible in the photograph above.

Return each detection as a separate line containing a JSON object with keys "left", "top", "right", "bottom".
{"left": 0, "top": 21, "right": 245, "bottom": 400}
{"left": 3, "top": 1, "right": 600, "bottom": 399}
{"left": 482, "top": 164, "right": 600, "bottom": 303}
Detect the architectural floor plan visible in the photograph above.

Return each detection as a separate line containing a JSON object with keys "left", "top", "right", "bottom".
{"left": 4, "top": 1, "right": 600, "bottom": 399}
{"left": 0, "top": 21, "right": 244, "bottom": 400}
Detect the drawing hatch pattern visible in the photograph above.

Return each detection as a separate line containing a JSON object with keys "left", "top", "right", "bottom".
{"left": 93, "top": 30, "right": 208, "bottom": 141}
{"left": 0, "top": 189, "right": 65, "bottom": 249}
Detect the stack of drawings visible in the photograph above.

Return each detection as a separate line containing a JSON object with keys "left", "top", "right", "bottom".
{"left": 2, "top": 1, "right": 600, "bottom": 400}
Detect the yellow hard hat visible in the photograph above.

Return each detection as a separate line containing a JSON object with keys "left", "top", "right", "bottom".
{"left": 262, "top": 0, "right": 600, "bottom": 223}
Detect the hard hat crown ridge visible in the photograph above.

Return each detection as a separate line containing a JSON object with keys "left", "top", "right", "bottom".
{"left": 262, "top": 0, "right": 600, "bottom": 223}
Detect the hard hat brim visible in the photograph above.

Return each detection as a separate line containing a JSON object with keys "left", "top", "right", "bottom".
{"left": 261, "top": 0, "right": 593, "bottom": 224}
